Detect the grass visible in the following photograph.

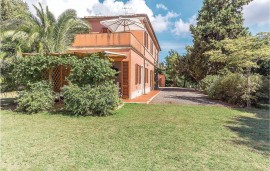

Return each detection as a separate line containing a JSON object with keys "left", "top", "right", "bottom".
{"left": 1, "top": 104, "right": 269, "bottom": 170}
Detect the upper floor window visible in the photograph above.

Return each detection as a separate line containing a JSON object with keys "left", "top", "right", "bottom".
{"left": 101, "top": 28, "right": 110, "bottom": 33}
{"left": 150, "top": 41, "right": 153, "bottom": 55}
{"left": 144, "top": 32, "right": 148, "bottom": 49}
{"left": 135, "top": 64, "right": 138, "bottom": 84}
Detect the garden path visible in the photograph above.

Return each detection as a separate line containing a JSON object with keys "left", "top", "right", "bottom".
{"left": 150, "top": 87, "right": 231, "bottom": 106}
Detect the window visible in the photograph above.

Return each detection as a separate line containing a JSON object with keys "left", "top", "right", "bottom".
{"left": 135, "top": 64, "right": 141, "bottom": 84}
{"left": 150, "top": 70, "right": 152, "bottom": 88}
{"left": 101, "top": 28, "right": 110, "bottom": 33}
{"left": 138, "top": 65, "right": 141, "bottom": 84}
{"left": 135, "top": 64, "right": 138, "bottom": 84}
{"left": 145, "top": 68, "right": 148, "bottom": 83}
{"left": 144, "top": 32, "right": 148, "bottom": 49}
{"left": 150, "top": 41, "right": 153, "bottom": 54}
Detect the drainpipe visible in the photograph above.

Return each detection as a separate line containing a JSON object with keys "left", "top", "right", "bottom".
{"left": 154, "top": 61, "right": 159, "bottom": 90}
{"left": 144, "top": 59, "right": 146, "bottom": 94}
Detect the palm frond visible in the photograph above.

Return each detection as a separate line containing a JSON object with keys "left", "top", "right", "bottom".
{"left": 33, "top": 3, "right": 46, "bottom": 27}
{"left": 46, "top": 6, "right": 56, "bottom": 24}
{"left": 2, "top": 4, "right": 91, "bottom": 55}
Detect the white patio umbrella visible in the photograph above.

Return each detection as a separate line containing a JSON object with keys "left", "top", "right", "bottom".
{"left": 100, "top": 17, "right": 145, "bottom": 32}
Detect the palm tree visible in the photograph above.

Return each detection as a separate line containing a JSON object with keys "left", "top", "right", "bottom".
{"left": 3, "top": 3, "right": 90, "bottom": 56}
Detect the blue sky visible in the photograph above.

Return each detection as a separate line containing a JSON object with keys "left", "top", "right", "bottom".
{"left": 25, "top": 0, "right": 270, "bottom": 62}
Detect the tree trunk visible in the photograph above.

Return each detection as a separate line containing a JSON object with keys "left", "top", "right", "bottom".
{"left": 183, "top": 76, "right": 186, "bottom": 88}
{"left": 246, "top": 69, "right": 251, "bottom": 108}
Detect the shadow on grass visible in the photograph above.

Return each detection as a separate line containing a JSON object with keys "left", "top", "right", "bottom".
{"left": 226, "top": 108, "right": 270, "bottom": 156}
{"left": 0, "top": 98, "right": 76, "bottom": 116}
{"left": 50, "top": 102, "right": 107, "bottom": 117}
{"left": 47, "top": 102, "right": 75, "bottom": 116}
{"left": 0, "top": 98, "right": 17, "bottom": 111}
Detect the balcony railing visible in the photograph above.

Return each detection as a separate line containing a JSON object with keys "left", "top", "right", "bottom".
{"left": 72, "top": 32, "right": 144, "bottom": 54}
{"left": 72, "top": 32, "right": 157, "bottom": 64}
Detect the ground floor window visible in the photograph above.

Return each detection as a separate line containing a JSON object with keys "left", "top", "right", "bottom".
{"left": 145, "top": 68, "right": 148, "bottom": 83}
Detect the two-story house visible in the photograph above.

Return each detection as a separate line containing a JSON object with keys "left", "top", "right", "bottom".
{"left": 69, "top": 14, "right": 161, "bottom": 99}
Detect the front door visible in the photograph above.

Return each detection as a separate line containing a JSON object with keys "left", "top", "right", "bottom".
{"left": 122, "top": 62, "right": 129, "bottom": 99}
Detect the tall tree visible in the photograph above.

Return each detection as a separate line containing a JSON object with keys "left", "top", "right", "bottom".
{"left": 164, "top": 50, "right": 181, "bottom": 87}
{"left": 2, "top": 3, "right": 90, "bottom": 57}
{"left": 0, "top": 0, "right": 30, "bottom": 60}
{"left": 187, "top": 0, "right": 252, "bottom": 82}
{"left": 0, "top": 0, "right": 29, "bottom": 21}
{"left": 206, "top": 33, "right": 270, "bottom": 107}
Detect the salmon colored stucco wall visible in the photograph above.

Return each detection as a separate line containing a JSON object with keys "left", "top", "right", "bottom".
{"left": 129, "top": 50, "right": 155, "bottom": 98}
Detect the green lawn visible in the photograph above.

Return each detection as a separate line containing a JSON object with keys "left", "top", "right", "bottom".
{"left": 1, "top": 104, "right": 269, "bottom": 170}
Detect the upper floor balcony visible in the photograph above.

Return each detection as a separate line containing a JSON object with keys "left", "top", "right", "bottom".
{"left": 71, "top": 32, "right": 156, "bottom": 62}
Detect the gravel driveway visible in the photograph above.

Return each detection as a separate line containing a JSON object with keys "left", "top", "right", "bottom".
{"left": 150, "top": 87, "right": 229, "bottom": 106}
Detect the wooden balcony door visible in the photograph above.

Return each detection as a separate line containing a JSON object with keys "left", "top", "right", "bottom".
{"left": 122, "top": 62, "right": 129, "bottom": 99}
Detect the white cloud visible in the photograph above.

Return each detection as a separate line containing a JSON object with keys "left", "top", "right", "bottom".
{"left": 24, "top": 0, "right": 154, "bottom": 20}
{"left": 87, "top": 0, "right": 154, "bottom": 20}
{"left": 24, "top": 0, "right": 98, "bottom": 18}
{"left": 87, "top": 0, "right": 178, "bottom": 33}
{"left": 156, "top": 3, "right": 168, "bottom": 11}
{"left": 160, "top": 41, "right": 185, "bottom": 50}
{"left": 172, "top": 14, "right": 196, "bottom": 36}
{"left": 24, "top": 0, "right": 179, "bottom": 33}
{"left": 151, "top": 12, "right": 179, "bottom": 33}
{"left": 243, "top": 0, "right": 270, "bottom": 27}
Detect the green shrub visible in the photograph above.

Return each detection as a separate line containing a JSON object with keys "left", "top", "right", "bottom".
{"left": 0, "top": 61, "right": 17, "bottom": 92}
{"left": 216, "top": 73, "right": 246, "bottom": 104}
{"left": 62, "top": 84, "right": 121, "bottom": 116}
{"left": 200, "top": 75, "right": 220, "bottom": 97}
{"left": 69, "top": 54, "right": 117, "bottom": 86}
{"left": 255, "top": 75, "right": 269, "bottom": 104}
{"left": 16, "top": 81, "right": 54, "bottom": 114}
{"left": 201, "top": 73, "right": 262, "bottom": 105}
{"left": 8, "top": 53, "right": 120, "bottom": 115}
{"left": 10, "top": 54, "right": 76, "bottom": 88}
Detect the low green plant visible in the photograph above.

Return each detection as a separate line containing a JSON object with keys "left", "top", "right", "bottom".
{"left": 199, "top": 75, "right": 220, "bottom": 96}
{"left": 7, "top": 53, "right": 120, "bottom": 115}
{"left": 9, "top": 53, "right": 115, "bottom": 88}
{"left": 201, "top": 72, "right": 262, "bottom": 105}
{"left": 62, "top": 84, "right": 121, "bottom": 116}
{"left": 255, "top": 75, "right": 269, "bottom": 104}
{"left": 16, "top": 81, "right": 54, "bottom": 114}
{"left": 11, "top": 55, "right": 76, "bottom": 87}
{"left": 69, "top": 54, "right": 117, "bottom": 86}
{"left": 0, "top": 61, "right": 17, "bottom": 92}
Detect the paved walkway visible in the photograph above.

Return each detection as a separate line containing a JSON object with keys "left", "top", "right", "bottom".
{"left": 150, "top": 87, "right": 230, "bottom": 106}
{"left": 123, "top": 90, "right": 160, "bottom": 104}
